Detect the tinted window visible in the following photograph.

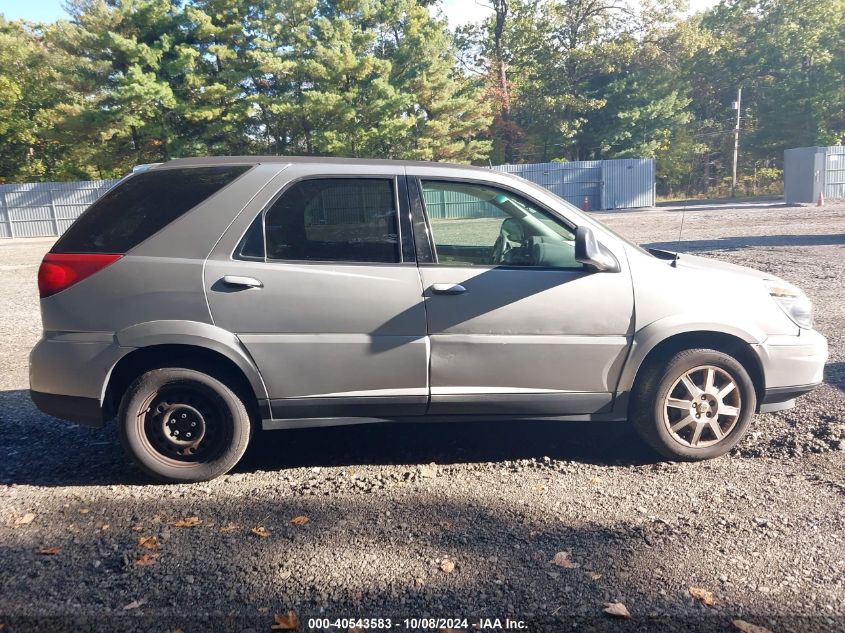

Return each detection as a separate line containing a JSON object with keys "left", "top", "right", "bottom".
{"left": 53, "top": 166, "right": 250, "bottom": 254}
{"left": 421, "top": 180, "right": 583, "bottom": 269}
{"left": 235, "top": 213, "right": 265, "bottom": 261}
{"left": 264, "top": 179, "right": 399, "bottom": 263}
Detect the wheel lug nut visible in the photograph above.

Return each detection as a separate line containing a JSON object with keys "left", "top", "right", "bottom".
{"left": 181, "top": 413, "right": 187, "bottom": 419}
{"left": 191, "top": 422, "right": 196, "bottom": 427}
{"left": 186, "top": 432, "right": 191, "bottom": 438}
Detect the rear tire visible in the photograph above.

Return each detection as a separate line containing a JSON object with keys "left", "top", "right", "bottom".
{"left": 631, "top": 348, "right": 756, "bottom": 461}
{"left": 118, "top": 368, "right": 251, "bottom": 483}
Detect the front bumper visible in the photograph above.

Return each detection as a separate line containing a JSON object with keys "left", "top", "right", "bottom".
{"left": 753, "top": 329, "right": 827, "bottom": 412}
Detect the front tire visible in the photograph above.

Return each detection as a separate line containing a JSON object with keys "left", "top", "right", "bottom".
{"left": 118, "top": 368, "right": 251, "bottom": 483}
{"left": 632, "top": 348, "right": 757, "bottom": 461}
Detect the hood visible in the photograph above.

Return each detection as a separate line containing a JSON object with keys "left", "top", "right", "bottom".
{"left": 647, "top": 248, "right": 785, "bottom": 284}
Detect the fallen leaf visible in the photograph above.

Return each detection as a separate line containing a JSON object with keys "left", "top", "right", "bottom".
{"left": 271, "top": 610, "right": 300, "bottom": 630}
{"left": 290, "top": 515, "right": 309, "bottom": 526}
{"left": 588, "top": 572, "right": 602, "bottom": 580}
{"left": 440, "top": 559, "right": 456, "bottom": 573}
{"left": 414, "top": 576, "right": 425, "bottom": 587}
{"left": 257, "top": 607, "right": 270, "bottom": 614}
{"left": 99, "top": 523, "right": 110, "bottom": 530}
{"left": 551, "top": 551, "right": 580, "bottom": 569}
{"left": 134, "top": 552, "right": 160, "bottom": 567}
{"left": 689, "top": 586, "right": 717, "bottom": 606}
{"left": 251, "top": 526, "right": 270, "bottom": 538}
{"left": 168, "top": 629, "right": 184, "bottom": 633}
{"left": 219, "top": 523, "right": 240, "bottom": 533}
{"left": 732, "top": 620, "right": 774, "bottom": 633}
{"left": 78, "top": 508, "right": 91, "bottom": 515}
{"left": 14, "top": 513, "right": 35, "bottom": 527}
{"left": 172, "top": 516, "right": 202, "bottom": 528}
{"left": 603, "top": 602, "right": 631, "bottom": 619}
{"left": 122, "top": 598, "right": 148, "bottom": 610}
{"left": 138, "top": 536, "right": 159, "bottom": 549}
{"left": 36, "top": 547, "right": 61, "bottom": 555}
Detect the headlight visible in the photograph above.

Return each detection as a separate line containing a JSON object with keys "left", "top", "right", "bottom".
{"left": 764, "top": 280, "right": 813, "bottom": 329}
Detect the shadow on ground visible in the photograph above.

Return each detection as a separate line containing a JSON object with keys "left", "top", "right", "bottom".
{"left": 826, "top": 361, "right": 844, "bottom": 392}
{"left": 644, "top": 233, "right": 845, "bottom": 252}
{"left": 0, "top": 389, "right": 655, "bottom": 487}
{"left": 0, "top": 494, "right": 810, "bottom": 633}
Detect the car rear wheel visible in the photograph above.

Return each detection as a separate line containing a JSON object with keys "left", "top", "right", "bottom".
{"left": 118, "top": 368, "right": 251, "bottom": 483}
{"left": 632, "top": 348, "right": 757, "bottom": 460}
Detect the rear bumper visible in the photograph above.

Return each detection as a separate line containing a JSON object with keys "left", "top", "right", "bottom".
{"left": 30, "top": 390, "right": 104, "bottom": 426}
{"left": 29, "top": 332, "right": 123, "bottom": 426}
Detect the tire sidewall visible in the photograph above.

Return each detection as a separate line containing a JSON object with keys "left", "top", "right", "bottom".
{"left": 646, "top": 350, "right": 757, "bottom": 460}
{"left": 118, "top": 368, "right": 251, "bottom": 483}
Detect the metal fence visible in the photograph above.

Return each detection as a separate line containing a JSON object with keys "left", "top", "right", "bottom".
{"left": 784, "top": 145, "right": 845, "bottom": 204}
{"left": 0, "top": 179, "right": 117, "bottom": 239}
{"left": 493, "top": 158, "right": 655, "bottom": 211}
{"left": 0, "top": 158, "right": 656, "bottom": 239}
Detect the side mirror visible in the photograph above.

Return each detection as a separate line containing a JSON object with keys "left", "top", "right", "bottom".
{"left": 575, "top": 226, "right": 620, "bottom": 272}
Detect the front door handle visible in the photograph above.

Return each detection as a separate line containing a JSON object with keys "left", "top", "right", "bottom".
{"left": 222, "top": 275, "right": 264, "bottom": 289}
{"left": 431, "top": 283, "right": 467, "bottom": 295}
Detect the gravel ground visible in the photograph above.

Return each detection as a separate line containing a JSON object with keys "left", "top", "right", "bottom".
{"left": 0, "top": 202, "right": 843, "bottom": 633}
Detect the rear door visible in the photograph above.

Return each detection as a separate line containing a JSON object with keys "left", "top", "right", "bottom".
{"left": 408, "top": 174, "right": 634, "bottom": 416}
{"left": 206, "top": 164, "right": 428, "bottom": 421}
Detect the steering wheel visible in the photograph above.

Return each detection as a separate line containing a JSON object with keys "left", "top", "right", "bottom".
{"left": 490, "top": 217, "right": 525, "bottom": 264}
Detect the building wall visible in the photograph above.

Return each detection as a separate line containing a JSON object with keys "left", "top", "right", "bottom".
{"left": 784, "top": 145, "right": 845, "bottom": 204}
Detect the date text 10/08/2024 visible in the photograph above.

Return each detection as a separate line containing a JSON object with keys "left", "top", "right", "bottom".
{"left": 306, "top": 618, "right": 528, "bottom": 630}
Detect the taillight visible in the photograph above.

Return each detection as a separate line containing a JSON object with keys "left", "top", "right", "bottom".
{"left": 38, "top": 253, "right": 122, "bottom": 298}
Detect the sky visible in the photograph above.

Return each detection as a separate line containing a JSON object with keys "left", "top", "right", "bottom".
{"left": 0, "top": 0, "right": 721, "bottom": 27}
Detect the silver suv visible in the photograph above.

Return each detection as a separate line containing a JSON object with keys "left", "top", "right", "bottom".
{"left": 30, "top": 157, "right": 827, "bottom": 482}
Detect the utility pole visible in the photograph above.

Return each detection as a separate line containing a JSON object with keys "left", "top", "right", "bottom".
{"left": 731, "top": 87, "right": 742, "bottom": 198}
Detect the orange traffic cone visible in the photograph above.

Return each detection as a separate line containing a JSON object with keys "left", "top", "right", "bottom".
{"left": 817, "top": 191, "right": 825, "bottom": 206}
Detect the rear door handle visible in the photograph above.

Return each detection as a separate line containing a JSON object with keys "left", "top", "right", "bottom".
{"left": 222, "top": 275, "right": 263, "bottom": 289}
{"left": 431, "top": 283, "right": 467, "bottom": 295}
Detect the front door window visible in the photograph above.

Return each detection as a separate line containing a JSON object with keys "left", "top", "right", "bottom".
{"left": 420, "top": 180, "right": 584, "bottom": 269}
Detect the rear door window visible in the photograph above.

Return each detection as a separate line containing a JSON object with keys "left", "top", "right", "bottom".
{"left": 263, "top": 178, "right": 400, "bottom": 263}
{"left": 53, "top": 165, "right": 250, "bottom": 254}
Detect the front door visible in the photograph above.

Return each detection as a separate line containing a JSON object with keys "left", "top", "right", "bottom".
{"left": 411, "top": 177, "right": 634, "bottom": 416}
{"left": 206, "top": 168, "right": 428, "bottom": 420}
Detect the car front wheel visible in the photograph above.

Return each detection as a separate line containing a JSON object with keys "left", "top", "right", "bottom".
{"left": 118, "top": 368, "right": 252, "bottom": 483}
{"left": 632, "top": 348, "right": 757, "bottom": 461}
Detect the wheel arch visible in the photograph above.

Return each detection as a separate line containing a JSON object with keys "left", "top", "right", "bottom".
{"left": 620, "top": 325, "right": 766, "bottom": 406}
{"left": 104, "top": 321, "right": 268, "bottom": 421}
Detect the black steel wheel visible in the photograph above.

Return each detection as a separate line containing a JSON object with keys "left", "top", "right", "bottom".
{"left": 119, "top": 368, "right": 251, "bottom": 482}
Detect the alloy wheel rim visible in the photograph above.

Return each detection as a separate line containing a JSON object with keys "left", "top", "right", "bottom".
{"left": 662, "top": 365, "right": 742, "bottom": 448}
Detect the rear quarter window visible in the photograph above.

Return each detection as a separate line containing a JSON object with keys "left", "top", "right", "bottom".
{"left": 52, "top": 165, "right": 250, "bottom": 254}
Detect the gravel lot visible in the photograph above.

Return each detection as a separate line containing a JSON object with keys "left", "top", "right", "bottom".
{"left": 1, "top": 201, "right": 843, "bottom": 633}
